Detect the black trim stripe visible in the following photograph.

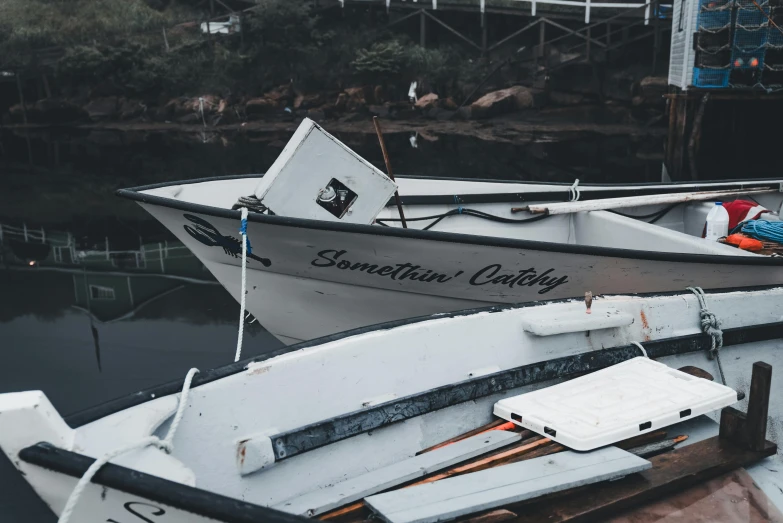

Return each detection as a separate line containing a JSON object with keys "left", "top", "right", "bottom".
{"left": 64, "top": 284, "right": 783, "bottom": 429}
{"left": 268, "top": 321, "right": 783, "bottom": 461}
{"left": 18, "top": 443, "right": 307, "bottom": 523}
{"left": 116, "top": 180, "right": 783, "bottom": 266}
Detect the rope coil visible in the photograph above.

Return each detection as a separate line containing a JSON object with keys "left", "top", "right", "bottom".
{"left": 58, "top": 368, "right": 200, "bottom": 523}
{"left": 686, "top": 287, "right": 726, "bottom": 385}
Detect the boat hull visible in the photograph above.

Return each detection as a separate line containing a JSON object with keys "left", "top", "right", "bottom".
{"left": 142, "top": 203, "right": 783, "bottom": 343}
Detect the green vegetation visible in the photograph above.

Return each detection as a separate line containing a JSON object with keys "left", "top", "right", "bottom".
{"left": 1, "top": 0, "right": 488, "bottom": 102}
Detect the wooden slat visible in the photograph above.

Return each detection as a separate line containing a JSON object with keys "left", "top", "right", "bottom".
{"left": 273, "top": 431, "right": 522, "bottom": 516}
{"left": 364, "top": 447, "right": 651, "bottom": 523}
{"left": 416, "top": 420, "right": 510, "bottom": 455}
{"left": 514, "top": 436, "right": 777, "bottom": 522}
{"left": 319, "top": 428, "right": 672, "bottom": 521}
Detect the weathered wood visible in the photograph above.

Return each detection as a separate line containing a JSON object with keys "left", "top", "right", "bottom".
{"left": 372, "top": 117, "right": 407, "bottom": 228}
{"left": 364, "top": 447, "right": 651, "bottom": 523}
{"left": 745, "top": 361, "right": 772, "bottom": 451}
{"left": 677, "top": 366, "right": 714, "bottom": 381}
{"left": 516, "top": 436, "right": 776, "bottom": 522}
{"left": 15, "top": 74, "right": 28, "bottom": 125}
{"left": 417, "top": 420, "right": 519, "bottom": 455}
{"left": 627, "top": 435, "right": 688, "bottom": 457}
{"left": 319, "top": 426, "right": 669, "bottom": 521}
{"left": 666, "top": 95, "right": 678, "bottom": 173}
{"left": 271, "top": 327, "right": 782, "bottom": 463}
{"left": 720, "top": 361, "right": 772, "bottom": 452}
{"left": 462, "top": 509, "right": 517, "bottom": 523}
{"left": 272, "top": 431, "right": 521, "bottom": 516}
{"left": 687, "top": 93, "right": 709, "bottom": 180}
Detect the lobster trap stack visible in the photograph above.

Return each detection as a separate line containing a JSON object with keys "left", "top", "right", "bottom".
{"left": 669, "top": 0, "right": 783, "bottom": 88}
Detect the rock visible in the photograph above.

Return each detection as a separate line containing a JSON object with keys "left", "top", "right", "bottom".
{"left": 368, "top": 105, "right": 390, "bottom": 118}
{"left": 470, "top": 86, "right": 533, "bottom": 119}
{"left": 339, "top": 112, "right": 366, "bottom": 123}
{"left": 415, "top": 93, "right": 439, "bottom": 110}
{"left": 633, "top": 76, "right": 668, "bottom": 106}
{"left": 264, "top": 84, "right": 295, "bottom": 106}
{"left": 24, "top": 99, "right": 86, "bottom": 123}
{"left": 455, "top": 106, "right": 473, "bottom": 120}
{"left": 84, "top": 96, "right": 119, "bottom": 121}
{"left": 343, "top": 87, "right": 368, "bottom": 112}
{"left": 296, "top": 93, "right": 324, "bottom": 110}
{"left": 430, "top": 108, "right": 455, "bottom": 121}
{"left": 549, "top": 91, "right": 585, "bottom": 106}
{"left": 176, "top": 113, "right": 202, "bottom": 124}
{"left": 245, "top": 97, "right": 279, "bottom": 117}
{"left": 334, "top": 93, "right": 349, "bottom": 112}
{"left": 374, "top": 85, "right": 386, "bottom": 105}
{"left": 442, "top": 97, "right": 458, "bottom": 110}
{"left": 306, "top": 109, "right": 325, "bottom": 121}
{"left": 117, "top": 98, "right": 145, "bottom": 120}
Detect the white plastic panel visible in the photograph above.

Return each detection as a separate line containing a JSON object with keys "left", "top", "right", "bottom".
{"left": 252, "top": 118, "right": 397, "bottom": 224}
{"left": 517, "top": 304, "right": 633, "bottom": 336}
{"left": 494, "top": 357, "right": 738, "bottom": 451}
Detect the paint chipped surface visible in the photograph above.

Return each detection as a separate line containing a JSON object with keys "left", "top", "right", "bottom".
{"left": 246, "top": 364, "right": 271, "bottom": 376}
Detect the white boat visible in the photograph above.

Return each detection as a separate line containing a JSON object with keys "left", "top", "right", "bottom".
{"left": 118, "top": 171, "right": 783, "bottom": 343}
{"left": 2, "top": 287, "right": 781, "bottom": 521}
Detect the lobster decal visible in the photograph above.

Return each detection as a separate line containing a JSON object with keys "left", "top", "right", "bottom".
{"left": 183, "top": 213, "right": 271, "bottom": 267}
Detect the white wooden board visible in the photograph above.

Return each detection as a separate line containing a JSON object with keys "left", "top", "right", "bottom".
{"left": 364, "top": 446, "right": 651, "bottom": 523}
{"left": 273, "top": 430, "right": 521, "bottom": 516}
{"left": 494, "top": 357, "right": 738, "bottom": 451}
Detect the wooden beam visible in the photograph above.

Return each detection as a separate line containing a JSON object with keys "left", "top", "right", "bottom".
{"left": 486, "top": 19, "right": 540, "bottom": 53}
{"left": 387, "top": 8, "right": 424, "bottom": 28}
{"left": 543, "top": 18, "right": 607, "bottom": 48}
{"left": 687, "top": 93, "right": 709, "bottom": 181}
{"left": 515, "top": 435, "right": 777, "bottom": 522}
{"left": 15, "top": 74, "right": 28, "bottom": 125}
{"left": 720, "top": 362, "right": 773, "bottom": 452}
{"left": 665, "top": 97, "right": 678, "bottom": 173}
{"left": 420, "top": 9, "right": 426, "bottom": 47}
{"left": 423, "top": 10, "right": 483, "bottom": 50}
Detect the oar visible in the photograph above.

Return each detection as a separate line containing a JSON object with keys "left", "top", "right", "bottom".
{"left": 513, "top": 188, "right": 778, "bottom": 216}
{"left": 373, "top": 117, "right": 407, "bottom": 228}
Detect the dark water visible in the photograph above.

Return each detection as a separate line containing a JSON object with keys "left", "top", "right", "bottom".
{"left": 0, "top": 124, "right": 768, "bottom": 521}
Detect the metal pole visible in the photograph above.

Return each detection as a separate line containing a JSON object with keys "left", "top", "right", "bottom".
{"left": 15, "top": 74, "right": 28, "bottom": 125}
{"left": 420, "top": 10, "right": 426, "bottom": 47}
{"left": 372, "top": 117, "right": 407, "bottom": 228}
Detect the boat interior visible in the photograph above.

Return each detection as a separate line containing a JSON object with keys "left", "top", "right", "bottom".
{"left": 141, "top": 176, "right": 783, "bottom": 257}
{"left": 11, "top": 287, "right": 780, "bottom": 521}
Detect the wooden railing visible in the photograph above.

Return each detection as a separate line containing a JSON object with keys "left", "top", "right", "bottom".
{"left": 338, "top": 0, "right": 672, "bottom": 24}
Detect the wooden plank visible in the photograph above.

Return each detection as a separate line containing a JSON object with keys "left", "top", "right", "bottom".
{"left": 318, "top": 429, "right": 668, "bottom": 521}
{"left": 515, "top": 435, "right": 777, "bottom": 522}
{"left": 364, "top": 447, "right": 651, "bottom": 523}
{"left": 462, "top": 509, "right": 517, "bottom": 523}
{"left": 417, "top": 420, "right": 521, "bottom": 455}
{"left": 521, "top": 188, "right": 776, "bottom": 215}
{"left": 272, "top": 430, "right": 522, "bottom": 516}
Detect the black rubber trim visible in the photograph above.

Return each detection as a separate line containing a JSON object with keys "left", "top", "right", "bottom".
{"left": 64, "top": 284, "right": 783, "bottom": 429}
{"left": 118, "top": 174, "right": 782, "bottom": 207}
{"left": 18, "top": 443, "right": 307, "bottom": 523}
{"left": 116, "top": 182, "right": 783, "bottom": 266}
{"left": 267, "top": 320, "right": 783, "bottom": 461}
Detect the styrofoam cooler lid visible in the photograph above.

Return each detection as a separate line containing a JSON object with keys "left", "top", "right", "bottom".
{"left": 493, "top": 357, "right": 738, "bottom": 451}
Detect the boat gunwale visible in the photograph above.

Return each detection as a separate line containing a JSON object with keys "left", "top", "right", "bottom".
{"left": 17, "top": 443, "right": 308, "bottom": 523}
{"left": 116, "top": 177, "right": 783, "bottom": 267}
{"left": 65, "top": 284, "right": 783, "bottom": 429}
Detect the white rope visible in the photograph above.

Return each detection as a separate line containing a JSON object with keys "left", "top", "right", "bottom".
{"left": 631, "top": 341, "right": 648, "bottom": 358}
{"left": 568, "top": 179, "right": 581, "bottom": 202}
{"left": 58, "top": 368, "right": 199, "bottom": 523}
{"left": 235, "top": 207, "right": 249, "bottom": 363}
{"left": 686, "top": 286, "right": 726, "bottom": 385}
